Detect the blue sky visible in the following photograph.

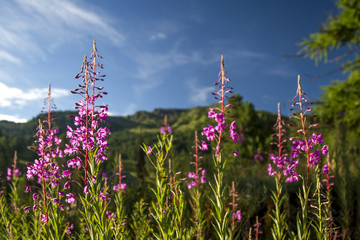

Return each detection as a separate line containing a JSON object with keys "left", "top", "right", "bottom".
{"left": 0, "top": 0, "right": 341, "bottom": 122}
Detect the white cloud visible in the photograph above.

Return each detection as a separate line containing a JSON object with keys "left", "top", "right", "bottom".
{"left": 0, "top": 0, "right": 125, "bottom": 62}
{"left": 0, "top": 82, "right": 69, "bottom": 108}
{"left": 186, "top": 78, "right": 215, "bottom": 105}
{"left": 149, "top": 33, "right": 167, "bottom": 41}
{"left": 0, "top": 114, "right": 27, "bottom": 123}
{"left": 0, "top": 50, "right": 22, "bottom": 64}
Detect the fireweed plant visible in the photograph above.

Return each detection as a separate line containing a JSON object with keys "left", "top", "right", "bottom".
{"left": 25, "top": 83, "right": 67, "bottom": 239}
{"left": 143, "top": 119, "right": 175, "bottom": 239}
{"left": 0, "top": 151, "right": 26, "bottom": 239}
{"left": 229, "top": 181, "right": 241, "bottom": 239}
{"left": 288, "top": 75, "right": 330, "bottom": 239}
{"left": 112, "top": 154, "right": 129, "bottom": 239}
{"left": 168, "top": 157, "right": 186, "bottom": 239}
{"left": 267, "top": 103, "right": 289, "bottom": 240}
{"left": 64, "top": 40, "right": 112, "bottom": 239}
{"left": 188, "top": 131, "right": 207, "bottom": 240}
{"left": 202, "top": 55, "right": 242, "bottom": 240}
{"left": 0, "top": 43, "right": 345, "bottom": 239}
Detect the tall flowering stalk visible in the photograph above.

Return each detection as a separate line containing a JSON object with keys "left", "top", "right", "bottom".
{"left": 8, "top": 151, "right": 22, "bottom": 211}
{"left": 113, "top": 154, "right": 128, "bottom": 239}
{"left": 202, "top": 55, "right": 241, "bottom": 240}
{"left": 188, "top": 131, "right": 206, "bottom": 240}
{"left": 267, "top": 103, "right": 289, "bottom": 240}
{"left": 25, "top": 83, "right": 66, "bottom": 239}
{"left": 64, "top": 40, "right": 112, "bottom": 239}
{"left": 143, "top": 119, "right": 173, "bottom": 239}
{"left": 0, "top": 151, "right": 24, "bottom": 239}
{"left": 229, "top": 181, "right": 241, "bottom": 239}
{"left": 289, "top": 75, "right": 329, "bottom": 239}
{"left": 168, "top": 158, "right": 186, "bottom": 239}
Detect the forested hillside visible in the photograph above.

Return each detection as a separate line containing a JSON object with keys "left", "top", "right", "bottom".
{"left": 0, "top": 94, "right": 276, "bottom": 185}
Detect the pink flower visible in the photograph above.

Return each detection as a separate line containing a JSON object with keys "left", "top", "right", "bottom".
{"left": 113, "top": 183, "right": 127, "bottom": 193}
{"left": 233, "top": 210, "right": 242, "bottom": 222}
{"left": 323, "top": 164, "right": 329, "bottom": 174}
{"left": 23, "top": 206, "right": 31, "bottom": 213}
{"left": 41, "top": 214, "right": 49, "bottom": 223}
{"left": 160, "top": 127, "right": 166, "bottom": 134}
{"left": 268, "top": 164, "right": 276, "bottom": 177}
{"left": 146, "top": 146, "right": 152, "bottom": 155}
{"left": 65, "top": 193, "right": 76, "bottom": 204}
{"left": 32, "top": 193, "right": 38, "bottom": 200}
{"left": 64, "top": 181, "right": 71, "bottom": 189}
{"left": 62, "top": 170, "right": 72, "bottom": 178}
{"left": 84, "top": 186, "right": 89, "bottom": 194}
{"left": 99, "top": 191, "right": 107, "bottom": 201}
{"left": 25, "top": 186, "right": 31, "bottom": 193}
{"left": 201, "top": 141, "right": 208, "bottom": 151}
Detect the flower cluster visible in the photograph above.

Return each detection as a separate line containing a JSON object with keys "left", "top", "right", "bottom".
{"left": 232, "top": 210, "right": 242, "bottom": 222}
{"left": 268, "top": 154, "right": 299, "bottom": 183}
{"left": 187, "top": 132, "right": 207, "bottom": 190}
{"left": 230, "top": 182, "right": 242, "bottom": 227}
{"left": 187, "top": 170, "right": 206, "bottom": 189}
{"left": 202, "top": 56, "right": 241, "bottom": 157}
{"left": 113, "top": 183, "right": 127, "bottom": 193}
{"left": 289, "top": 76, "right": 329, "bottom": 176}
{"left": 267, "top": 102, "right": 300, "bottom": 182}
{"left": 7, "top": 152, "right": 22, "bottom": 181}
{"left": 113, "top": 154, "right": 127, "bottom": 193}
{"left": 26, "top": 126, "right": 63, "bottom": 184}
{"left": 160, "top": 115, "right": 172, "bottom": 134}
{"left": 64, "top": 41, "right": 110, "bottom": 186}
{"left": 290, "top": 133, "right": 328, "bottom": 173}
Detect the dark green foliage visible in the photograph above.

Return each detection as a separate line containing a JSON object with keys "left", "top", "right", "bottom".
{"left": 299, "top": 0, "right": 360, "bottom": 238}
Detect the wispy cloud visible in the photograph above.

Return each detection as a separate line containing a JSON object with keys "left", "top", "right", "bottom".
{"left": 267, "top": 65, "right": 295, "bottom": 78}
{"left": 0, "top": 50, "right": 22, "bottom": 64}
{"left": 130, "top": 49, "right": 217, "bottom": 97}
{"left": 0, "top": 114, "right": 27, "bottom": 123}
{"left": 231, "top": 49, "right": 269, "bottom": 59}
{"left": 0, "top": 0, "right": 125, "bottom": 62}
{"left": 186, "top": 78, "right": 214, "bottom": 105}
{"left": 149, "top": 33, "right": 167, "bottom": 41}
{"left": 0, "top": 82, "right": 69, "bottom": 108}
